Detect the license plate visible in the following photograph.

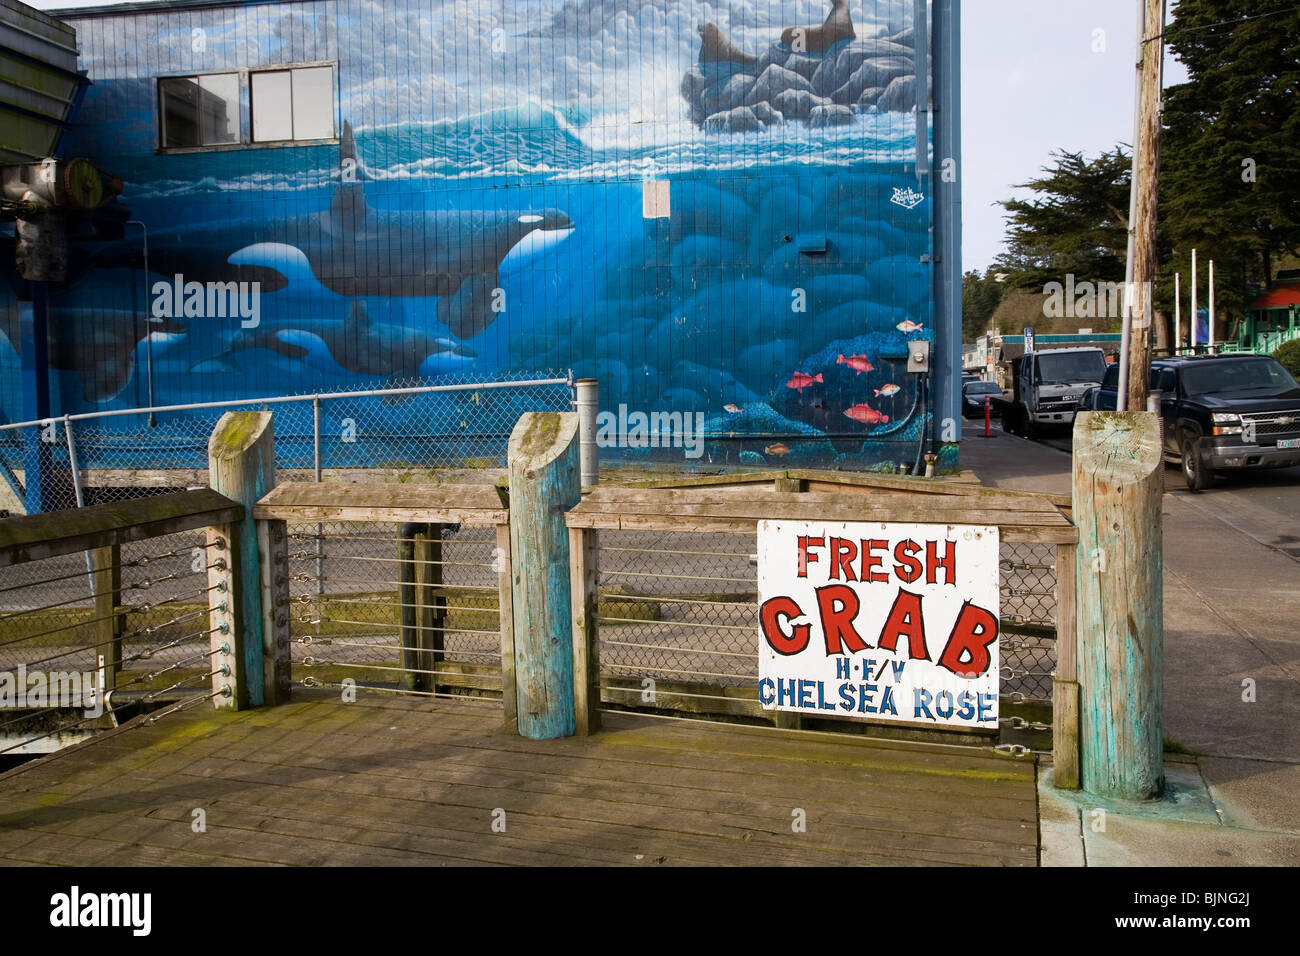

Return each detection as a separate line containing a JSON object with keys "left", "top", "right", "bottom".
{"left": 1278, "top": 439, "right": 1300, "bottom": 449}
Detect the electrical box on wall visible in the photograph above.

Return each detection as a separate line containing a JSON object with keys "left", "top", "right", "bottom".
{"left": 907, "top": 339, "right": 931, "bottom": 373}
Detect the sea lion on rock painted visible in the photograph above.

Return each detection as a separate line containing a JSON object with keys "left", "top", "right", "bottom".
{"left": 781, "top": 0, "right": 855, "bottom": 55}
{"left": 698, "top": 22, "right": 757, "bottom": 67}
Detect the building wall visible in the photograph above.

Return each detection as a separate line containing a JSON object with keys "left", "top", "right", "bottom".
{"left": 1, "top": 0, "right": 958, "bottom": 471}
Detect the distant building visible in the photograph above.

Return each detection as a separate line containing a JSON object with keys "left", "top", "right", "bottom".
{"left": 1233, "top": 270, "right": 1300, "bottom": 355}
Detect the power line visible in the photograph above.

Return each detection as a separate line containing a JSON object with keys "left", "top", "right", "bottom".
{"left": 1153, "top": 3, "right": 1300, "bottom": 43}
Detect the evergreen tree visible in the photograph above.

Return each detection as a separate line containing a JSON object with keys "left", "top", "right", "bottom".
{"left": 1159, "top": 0, "right": 1300, "bottom": 317}
{"left": 961, "top": 267, "right": 1006, "bottom": 341}
{"left": 993, "top": 149, "right": 1132, "bottom": 291}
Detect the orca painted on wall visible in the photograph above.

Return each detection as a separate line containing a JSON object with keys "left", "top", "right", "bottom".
{"left": 80, "top": 123, "right": 575, "bottom": 341}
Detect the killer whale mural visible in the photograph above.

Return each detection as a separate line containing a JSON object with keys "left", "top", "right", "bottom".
{"left": 81, "top": 123, "right": 576, "bottom": 341}
{"left": 0, "top": 0, "right": 953, "bottom": 474}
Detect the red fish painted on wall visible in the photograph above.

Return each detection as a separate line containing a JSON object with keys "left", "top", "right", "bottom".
{"left": 844, "top": 403, "right": 889, "bottom": 425}
{"left": 786, "top": 372, "right": 823, "bottom": 391}
{"left": 836, "top": 353, "right": 874, "bottom": 375}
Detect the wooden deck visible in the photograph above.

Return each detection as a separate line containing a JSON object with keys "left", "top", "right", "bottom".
{"left": 0, "top": 692, "right": 1039, "bottom": 866}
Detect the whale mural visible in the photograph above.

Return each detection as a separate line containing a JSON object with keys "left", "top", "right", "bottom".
{"left": 0, "top": 0, "right": 955, "bottom": 474}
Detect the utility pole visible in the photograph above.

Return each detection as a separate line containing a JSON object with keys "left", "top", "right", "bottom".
{"left": 1119, "top": 0, "right": 1166, "bottom": 411}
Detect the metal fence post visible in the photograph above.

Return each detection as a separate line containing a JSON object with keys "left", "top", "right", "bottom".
{"left": 575, "top": 378, "right": 599, "bottom": 487}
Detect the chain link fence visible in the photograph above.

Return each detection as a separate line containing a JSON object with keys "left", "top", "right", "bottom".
{"left": 287, "top": 521, "right": 505, "bottom": 705}
{"left": 590, "top": 530, "right": 1060, "bottom": 722}
{"left": 0, "top": 370, "right": 574, "bottom": 515}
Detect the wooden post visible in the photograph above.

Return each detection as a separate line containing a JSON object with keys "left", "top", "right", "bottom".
{"left": 398, "top": 524, "right": 424, "bottom": 692}
{"left": 1052, "top": 542, "right": 1080, "bottom": 789}
{"left": 1123, "top": 0, "right": 1165, "bottom": 411}
{"left": 569, "top": 526, "right": 600, "bottom": 735}
{"left": 208, "top": 412, "right": 275, "bottom": 708}
{"left": 415, "top": 526, "right": 444, "bottom": 694}
{"left": 772, "top": 473, "right": 804, "bottom": 730}
{"left": 495, "top": 523, "right": 518, "bottom": 733}
{"left": 91, "top": 544, "right": 122, "bottom": 692}
{"left": 258, "top": 519, "right": 292, "bottom": 705}
{"left": 507, "top": 412, "right": 581, "bottom": 738}
{"left": 1073, "top": 411, "right": 1164, "bottom": 799}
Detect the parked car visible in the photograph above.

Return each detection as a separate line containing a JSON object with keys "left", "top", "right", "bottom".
{"left": 961, "top": 380, "right": 1004, "bottom": 419}
{"left": 1086, "top": 354, "right": 1300, "bottom": 491}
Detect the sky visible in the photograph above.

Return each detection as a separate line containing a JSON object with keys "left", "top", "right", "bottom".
{"left": 28, "top": 0, "right": 1188, "bottom": 273}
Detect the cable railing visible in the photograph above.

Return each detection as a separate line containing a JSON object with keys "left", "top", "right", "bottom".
{"left": 0, "top": 490, "right": 244, "bottom": 756}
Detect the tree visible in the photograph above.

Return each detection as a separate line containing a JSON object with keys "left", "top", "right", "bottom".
{"left": 994, "top": 149, "right": 1132, "bottom": 291}
{"left": 961, "top": 267, "right": 1005, "bottom": 341}
{"left": 1159, "top": 0, "right": 1300, "bottom": 319}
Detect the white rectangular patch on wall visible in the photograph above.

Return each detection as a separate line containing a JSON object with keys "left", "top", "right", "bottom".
{"left": 757, "top": 520, "right": 1001, "bottom": 729}
{"left": 642, "top": 179, "right": 670, "bottom": 219}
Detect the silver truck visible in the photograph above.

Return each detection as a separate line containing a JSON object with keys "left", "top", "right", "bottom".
{"left": 995, "top": 346, "right": 1108, "bottom": 438}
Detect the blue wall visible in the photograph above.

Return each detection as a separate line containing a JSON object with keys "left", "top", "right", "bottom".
{"left": 1, "top": 0, "right": 959, "bottom": 471}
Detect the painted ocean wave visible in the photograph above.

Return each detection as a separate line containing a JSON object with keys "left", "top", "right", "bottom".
{"left": 128, "top": 102, "right": 921, "bottom": 199}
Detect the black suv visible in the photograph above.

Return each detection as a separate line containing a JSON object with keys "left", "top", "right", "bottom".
{"left": 1082, "top": 354, "right": 1300, "bottom": 491}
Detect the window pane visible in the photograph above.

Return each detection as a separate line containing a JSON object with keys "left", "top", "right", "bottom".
{"left": 292, "top": 67, "right": 335, "bottom": 140}
{"left": 159, "top": 77, "right": 200, "bottom": 148}
{"left": 252, "top": 71, "right": 293, "bottom": 142}
{"left": 197, "top": 73, "right": 239, "bottom": 144}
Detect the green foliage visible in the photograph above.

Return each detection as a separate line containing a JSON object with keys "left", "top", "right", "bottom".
{"left": 1159, "top": 0, "right": 1300, "bottom": 316}
{"left": 961, "top": 267, "right": 1006, "bottom": 340}
{"left": 1274, "top": 339, "right": 1300, "bottom": 379}
{"left": 994, "top": 149, "right": 1132, "bottom": 291}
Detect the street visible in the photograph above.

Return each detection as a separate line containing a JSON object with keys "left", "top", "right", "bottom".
{"left": 963, "top": 416, "right": 1300, "bottom": 863}
{"left": 1032, "top": 424, "right": 1300, "bottom": 562}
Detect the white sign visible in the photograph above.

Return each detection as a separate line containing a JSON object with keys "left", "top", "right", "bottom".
{"left": 757, "top": 520, "right": 1001, "bottom": 729}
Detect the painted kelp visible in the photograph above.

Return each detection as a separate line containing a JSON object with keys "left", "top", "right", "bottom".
{"left": 0, "top": 0, "right": 943, "bottom": 471}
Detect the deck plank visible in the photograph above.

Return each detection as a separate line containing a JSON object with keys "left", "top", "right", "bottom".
{"left": 0, "top": 694, "right": 1039, "bottom": 866}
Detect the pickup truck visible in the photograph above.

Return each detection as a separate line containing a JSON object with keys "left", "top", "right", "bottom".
{"left": 1079, "top": 354, "right": 1300, "bottom": 491}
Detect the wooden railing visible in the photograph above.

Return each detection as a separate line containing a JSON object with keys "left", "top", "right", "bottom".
{"left": 565, "top": 485, "right": 1081, "bottom": 784}
{"left": 0, "top": 489, "right": 245, "bottom": 744}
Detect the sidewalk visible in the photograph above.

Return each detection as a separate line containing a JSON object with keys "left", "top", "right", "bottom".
{"left": 961, "top": 420, "right": 1300, "bottom": 866}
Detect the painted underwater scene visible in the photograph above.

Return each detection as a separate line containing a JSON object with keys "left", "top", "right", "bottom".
{"left": 1, "top": 0, "right": 941, "bottom": 472}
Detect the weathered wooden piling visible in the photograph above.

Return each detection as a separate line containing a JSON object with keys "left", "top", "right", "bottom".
{"left": 208, "top": 412, "right": 276, "bottom": 709}
{"left": 1072, "top": 411, "right": 1164, "bottom": 799}
{"left": 508, "top": 412, "right": 581, "bottom": 738}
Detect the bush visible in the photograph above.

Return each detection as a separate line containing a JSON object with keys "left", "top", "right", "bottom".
{"left": 1274, "top": 339, "right": 1300, "bottom": 379}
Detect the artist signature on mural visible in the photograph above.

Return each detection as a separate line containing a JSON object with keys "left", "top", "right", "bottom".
{"left": 890, "top": 187, "right": 925, "bottom": 210}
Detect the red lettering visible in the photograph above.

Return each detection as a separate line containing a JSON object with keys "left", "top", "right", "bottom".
{"left": 876, "top": 588, "right": 930, "bottom": 660}
{"left": 797, "top": 536, "right": 823, "bottom": 578}
{"left": 938, "top": 601, "right": 999, "bottom": 676}
{"left": 815, "top": 585, "right": 869, "bottom": 655}
{"left": 926, "top": 539, "right": 957, "bottom": 585}
{"left": 760, "top": 596, "right": 810, "bottom": 655}
{"left": 893, "top": 539, "right": 922, "bottom": 583}
{"left": 862, "top": 539, "right": 889, "bottom": 582}
{"left": 830, "top": 537, "right": 858, "bottom": 582}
